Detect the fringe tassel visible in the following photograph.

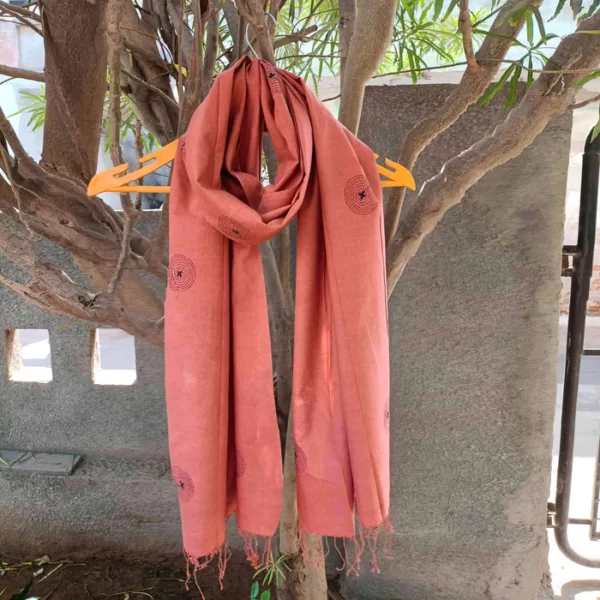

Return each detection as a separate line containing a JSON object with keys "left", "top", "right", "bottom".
{"left": 298, "top": 516, "right": 394, "bottom": 577}
{"left": 182, "top": 517, "right": 392, "bottom": 595}
{"left": 333, "top": 537, "right": 346, "bottom": 572}
{"left": 184, "top": 528, "right": 232, "bottom": 599}
{"left": 239, "top": 530, "right": 275, "bottom": 570}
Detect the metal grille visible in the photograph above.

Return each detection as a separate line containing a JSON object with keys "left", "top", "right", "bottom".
{"left": 592, "top": 437, "right": 600, "bottom": 540}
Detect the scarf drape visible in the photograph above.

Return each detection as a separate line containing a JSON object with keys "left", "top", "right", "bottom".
{"left": 165, "top": 57, "right": 390, "bottom": 573}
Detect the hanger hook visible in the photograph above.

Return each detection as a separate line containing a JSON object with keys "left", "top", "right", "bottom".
{"left": 245, "top": 12, "right": 278, "bottom": 59}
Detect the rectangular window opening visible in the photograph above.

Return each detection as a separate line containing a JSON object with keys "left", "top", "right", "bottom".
{"left": 6, "top": 329, "right": 53, "bottom": 383}
{"left": 91, "top": 329, "right": 137, "bottom": 386}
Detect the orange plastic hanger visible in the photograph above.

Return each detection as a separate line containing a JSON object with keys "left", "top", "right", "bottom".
{"left": 87, "top": 139, "right": 415, "bottom": 196}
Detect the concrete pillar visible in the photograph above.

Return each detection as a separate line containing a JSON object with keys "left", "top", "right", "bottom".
{"left": 345, "top": 85, "right": 570, "bottom": 599}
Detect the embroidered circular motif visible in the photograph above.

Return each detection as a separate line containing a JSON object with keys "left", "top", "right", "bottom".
{"left": 236, "top": 451, "right": 246, "bottom": 478}
{"left": 344, "top": 175, "right": 378, "bottom": 215}
{"left": 168, "top": 254, "right": 196, "bottom": 292}
{"left": 294, "top": 443, "right": 307, "bottom": 474}
{"left": 172, "top": 466, "right": 195, "bottom": 502}
{"left": 218, "top": 215, "right": 254, "bottom": 241}
{"left": 267, "top": 71, "right": 282, "bottom": 94}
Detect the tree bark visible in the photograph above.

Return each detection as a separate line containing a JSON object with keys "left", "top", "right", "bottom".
{"left": 40, "top": 0, "right": 164, "bottom": 323}
{"left": 338, "top": 0, "right": 397, "bottom": 135}
{"left": 120, "top": 0, "right": 179, "bottom": 145}
{"left": 41, "top": 0, "right": 109, "bottom": 182}
{"left": 338, "top": 0, "right": 356, "bottom": 88}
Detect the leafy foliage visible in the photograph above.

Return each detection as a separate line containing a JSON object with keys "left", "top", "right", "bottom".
{"left": 10, "top": 86, "right": 157, "bottom": 153}
{"left": 101, "top": 93, "right": 157, "bottom": 153}
{"left": 11, "top": 0, "right": 596, "bottom": 144}
{"left": 8, "top": 89, "right": 46, "bottom": 132}
{"left": 250, "top": 554, "right": 290, "bottom": 599}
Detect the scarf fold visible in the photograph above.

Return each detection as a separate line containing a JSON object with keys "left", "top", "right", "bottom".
{"left": 165, "top": 57, "right": 390, "bottom": 567}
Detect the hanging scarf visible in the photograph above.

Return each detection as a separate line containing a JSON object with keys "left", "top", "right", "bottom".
{"left": 165, "top": 57, "right": 390, "bottom": 576}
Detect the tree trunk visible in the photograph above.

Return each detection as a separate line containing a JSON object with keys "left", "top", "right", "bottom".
{"left": 40, "top": 0, "right": 164, "bottom": 320}
{"left": 338, "top": 0, "right": 397, "bottom": 135}
{"left": 41, "top": 0, "right": 109, "bottom": 182}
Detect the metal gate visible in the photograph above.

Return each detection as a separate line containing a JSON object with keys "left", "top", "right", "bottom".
{"left": 550, "top": 127, "right": 600, "bottom": 566}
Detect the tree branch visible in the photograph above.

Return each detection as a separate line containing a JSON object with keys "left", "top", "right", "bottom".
{"left": 0, "top": 64, "right": 44, "bottom": 83}
{"left": 121, "top": 67, "right": 179, "bottom": 109}
{"left": 1, "top": 96, "right": 164, "bottom": 288}
{"left": 274, "top": 24, "right": 318, "bottom": 49}
{"left": 166, "top": 0, "right": 194, "bottom": 70}
{"left": 338, "top": 0, "right": 397, "bottom": 134}
{"left": 107, "top": 0, "right": 140, "bottom": 296}
{"left": 236, "top": 0, "right": 276, "bottom": 63}
{"left": 386, "top": 10, "right": 600, "bottom": 296}
{"left": 338, "top": 0, "right": 356, "bottom": 88}
{"left": 223, "top": 1, "right": 241, "bottom": 59}
{"left": 0, "top": 104, "right": 29, "bottom": 161}
{"left": 0, "top": 225, "right": 164, "bottom": 345}
{"left": 0, "top": 0, "right": 40, "bottom": 20}
{"left": 120, "top": 1, "right": 179, "bottom": 144}
{"left": 201, "top": 10, "right": 219, "bottom": 99}
{"left": 570, "top": 91, "right": 600, "bottom": 110}
{"left": 0, "top": 1, "right": 42, "bottom": 35}
{"left": 384, "top": 0, "right": 542, "bottom": 246}
{"left": 459, "top": 0, "right": 477, "bottom": 70}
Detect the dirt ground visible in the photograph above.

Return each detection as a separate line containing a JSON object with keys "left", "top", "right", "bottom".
{"left": 0, "top": 553, "right": 255, "bottom": 600}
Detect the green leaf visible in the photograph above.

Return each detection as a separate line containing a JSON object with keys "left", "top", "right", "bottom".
{"left": 406, "top": 50, "right": 418, "bottom": 83}
{"left": 260, "top": 592, "right": 271, "bottom": 600}
{"left": 592, "top": 123, "right": 600, "bottom": 142}
{"left": 526, "top": 12, "right": 533, "bottom": 45}
{"left": 505, "top": 64, "right": 522, "bottom": 108}
{"left": 527, "top": 55, "right": 534, "bottom": 87}
{"left": 441, "top": 0, "right": 457, "bottom": 21}
{"left": 550, "top": 0, "right": 567, "bottom": 21}
{"left": 9, "top": 581, "right": 32, "bottom": 600}
{"left": 251, "top": 581, "right": 259, "bottom": 599}
{"left": 580, "top": 0, "right": 600, "bottom": 20}
{"left": 532, "top": 8, "right": 546, "bottom": 43}
{"left": 574, "top": 70, "right": 600, "bottom": 87}
{"left": 478, "top": 64, "right": 515, "bottom": 107}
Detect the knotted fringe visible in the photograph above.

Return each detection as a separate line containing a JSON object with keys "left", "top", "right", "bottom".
{"left": 184, "top": 528, "right": 274, "bottom": 599}
{"left": 183, "top": 518, "right": 390, "bottom": 596}
{"left": 239, "top": 530, "right": 275, "bottom": 570}
{"left": 184, "top": 532, "right": 232, "bottom": 600}
{"left": 299, "top": 516, "right": 394, "bottom": 576}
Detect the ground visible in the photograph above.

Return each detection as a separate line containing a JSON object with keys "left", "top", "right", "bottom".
{"left": 0, "top": 553, "right": 254, "bottom": 600}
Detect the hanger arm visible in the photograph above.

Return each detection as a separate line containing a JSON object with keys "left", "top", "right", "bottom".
{"left": 87, "top": 138, "right": 415, "bottom": 196}
{"left": 87, "top": 140, "right": 178, "bottom": 197}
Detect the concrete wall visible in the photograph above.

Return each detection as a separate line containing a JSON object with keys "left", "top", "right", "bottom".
{"left": 345, "top": 86, "right": 570, "bottom": 599}
{"left": 0, "top": 215, "right": 180, "bottom": 559}
{"left": 0, "top": 84, "right": 570, "bottom": 599}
